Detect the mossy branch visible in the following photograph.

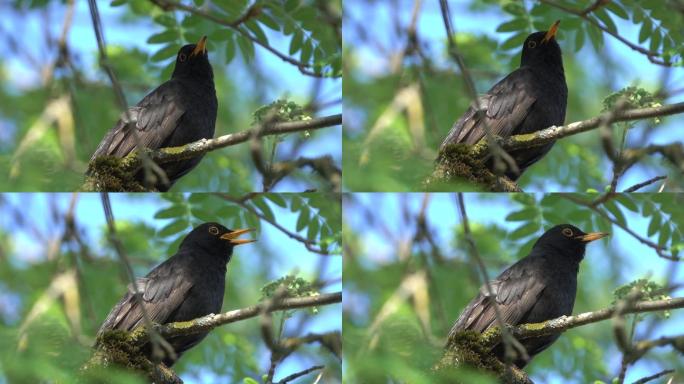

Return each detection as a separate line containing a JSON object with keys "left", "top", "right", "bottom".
{"left": 435, "top": 297, "right": 684, "bottom": 383}
{"left": 128, "top": 291, "right": 341, "bottom": 344}
{"left": 86, "top": 292, "right": 341, "bottom": 382}
{"left": 431, "top": 102, "right": 684, "bottom": 191}
{"left": 83, "top": 114, "right": 342, "bottom": 191}
{"left": 478, "top": 296, "right": 684, "bottom": 350}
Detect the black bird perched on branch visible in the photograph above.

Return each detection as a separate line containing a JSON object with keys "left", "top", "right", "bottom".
{"left": 89, "top": 36, "right": 217, "bottom": 191}
{"left": 439, "top": 20, "right": 567, "bottom": 181}
{"left": 448, "top": 224, "right": 608, "bottom": 368}
{"left": 96, "top": 223, "right": 255, "bottom": 366}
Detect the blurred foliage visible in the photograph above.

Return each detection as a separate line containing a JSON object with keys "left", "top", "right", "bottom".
{"left": 343, "top": 0, "right": 684, "bottom": 192}
{"left": 0, "top": 192, "right": 341, "bottom": 383}
{"left": 343, "top": 193, "right": 684, "bottom": 383}
{"left": 0, "top": 0, "right": 341, "bottom": 192}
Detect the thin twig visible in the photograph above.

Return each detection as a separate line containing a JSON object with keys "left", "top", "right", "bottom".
{"left": 277, "top": 365, "right": 325, "bottom": 384}
{"left": 455, "top": 194, "right": 529, "bottom": 367}
{"left": 622, "top": 175, "right": 667, "bottom": 193}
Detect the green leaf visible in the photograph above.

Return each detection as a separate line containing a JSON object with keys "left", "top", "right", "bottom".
{"left": 246, "top": 20, "right": 269, "bottom": 45}
{"left": 154, "top": 205, "right": 187, "bottom": 219}
{"left": 594, "top": 9, "right": 617, "bottom": 34}
{"left": 259, "top": 11, "right": 281, "bottom": 31}
{"left": 290, "top": 29, "right": 303, "bottom": 55}
{"left": 158, "top": 219, "right": 188, "bottom": 237}
{"left": 658, "top": 223, "right": 671, "bottom": 247}
{"left": 505, "top": 208, "right": 537, "bottom": 222}
{"left": 603, "top": 201, "right": 626, "bottom": 227}
{"left": 509, "top": 221, "right": 540, "bottom": 240}
{"left": 574, "top": 29, "right": 586, "bottom": 52}
{"left": 606, "top": 2, "right": 629, "bottom": 19}
{"left": 638, "top": 17, "right": 652, "bottom": 43}
{"left": 614, "top": 195, "right": 639, "bottom": 212}
{"left": 243, "top": 378, "right": 259, "bottom": 384}
{"left": 190, "top": 207, "right": 216, "bottom": 223}
{"left": 237, "top": 34, "right": 255, "bottom": 62}
{"left": 648, "top": 212, "right": 661, "bottom": 237}
{"left": 111, "top": 0, "right": 127, "bottom": 6}
{"left": 147, "top": 30, "right": 178, "bottom": 44}
{"left": 496, "top": 18, "right": 528, "bottom": 33}
{"left": 307, "top": 217, "right": 320, "bottom": 241}
{"left": 296, "top": 206, "right": 310, "bottom": 232}
{"left": 153, "top": 14, "right": 177, "bottom": 27}
{"left": 225, "top": 36, "right": 236, "bottom": 63}
{"left": 500, "top": 31, "right": 527, "bottom": 51}
{"left": 188, "top": 193, "right": 210, "bottom": 204}
{"left": 649, "top": 29, "right": 662, "bottom": 52}
{"left": 150, "top": 44, "right": 177, "bottom": 62}
{"left": 251, "top": 197, "right": 275, "bottom": 222}
{"left": 265, "top": 194, "right": 287, "bottom": 208}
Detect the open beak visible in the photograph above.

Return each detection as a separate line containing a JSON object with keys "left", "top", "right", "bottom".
{"left": 190, "top": 35, "right": 208, "bottom": 57}
{"left": 541, "top": 20, "right": 560, "bottom": 44}
{"left": 576, "top": 232, "right": 609, "bottom": 242}
{"left": 220, "top": 228, "right": 256, "bottom": 245}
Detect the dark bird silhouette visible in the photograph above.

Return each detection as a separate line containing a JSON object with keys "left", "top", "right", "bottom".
{"left": 439, "top": 21, "right": 567, "bottom": 180}
{"left": 89, "top": 36, "right": 217, "bottom": 191}
{"left": 96, "top": 223, "right": 255, "bottom": 366}
{"left": 448, "top": 224, "right": 608, "bottom": 368}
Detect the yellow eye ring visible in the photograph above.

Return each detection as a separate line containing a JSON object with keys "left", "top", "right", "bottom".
{"left": 527, "top": 40, "right": 537, "bottom": 49}
{"left": 208, "top": 226, "right": 219, "bottom": 235}
{"left": 562, "top": 228, "right": 573, "bottom": 237}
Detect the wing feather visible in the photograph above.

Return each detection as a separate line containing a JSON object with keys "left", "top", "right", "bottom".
{"left": 90, "top": 81, "right": 185, "bottom": 162}
{"left": 440, "top": 67, "right": 537, "bottom": 151}
{"left": 96, "top": 258, "right": 192, "bottom": 338}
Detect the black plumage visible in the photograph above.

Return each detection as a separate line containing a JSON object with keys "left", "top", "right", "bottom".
{"left": 439, "top": 21, "right": 567, "bottom": 180}
{"left": 96, "top": 223, "right": 255, "bottom": 366}
{"left": 89, "top": 36, "right": 217, "bottom": 191}
{"left": 448, "top": 224, "right": 607, "bottom": 368}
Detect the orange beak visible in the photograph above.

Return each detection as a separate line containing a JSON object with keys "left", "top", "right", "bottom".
{"left": 576, "top": 232, "right": 609, "bottom": 242}
{"left": 220, "top": 228, "right": 256, "bottom": 245}
{"left": 541, "top": 20, "right": 560, "bottom": 44}
{"left": 190, "top": 35, "right": 208, "bottom": 57}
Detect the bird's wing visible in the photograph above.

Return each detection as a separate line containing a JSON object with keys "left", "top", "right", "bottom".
{"left": 96, "top": 258, "right": 193, "bottom": 337}
{"left": 90, "top": 81, "right": 185, "bottom": 161}
{"left": 448, "top": 257, "right": 545, "bottom": 341}
{"left": 439, "top": 68, "right": 537, "bottom": 151}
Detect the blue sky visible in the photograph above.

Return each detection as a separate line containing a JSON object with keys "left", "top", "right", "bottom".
{"left": 344, "top": 0, "right": 684, "bottom": 192}
{"left": 0, "top": 192, "right": 341, "bottom": 383}
{"left": 344, "top": 192, "right": 683, "bottom": 383}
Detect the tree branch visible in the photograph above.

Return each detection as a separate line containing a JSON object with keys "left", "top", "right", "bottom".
{"left": 129, "top": 292, "right": 341, "bottom": 343}
{"left": 84, "top": 114, "right": 341, "bottom": 191}
{"left": 470, "top": 102, "right": 684, "bottom": 158}
{"left": 432, "top": 102, "right": 684, "bottom": 191}
{"left": 479, "top": 297, "right": 684, "bottom": 349}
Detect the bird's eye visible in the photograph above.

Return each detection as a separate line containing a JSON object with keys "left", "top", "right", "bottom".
{"left": 178, "top": 53, "right": 187, "bottom": 62}
{"left": 527, "top": 40, "right": 537, "bottom": 49}
{"left": 208, "top": 226, "right": 219, "bottom": 235}
{"left": 562, "top": 228, "right": 573, "bottom": 237}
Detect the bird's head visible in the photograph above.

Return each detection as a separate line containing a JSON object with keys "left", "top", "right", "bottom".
{"left": 520, "top": 20, "right": 563, "bottom": 69}
{"left": 534, "top": 224, "right": 608, "bottom": 262}
{"left": 171, "top": 36, "right": 214, "bottom": 81}
{"left": 180, "top": 222, "right": 256, "bottom": 261}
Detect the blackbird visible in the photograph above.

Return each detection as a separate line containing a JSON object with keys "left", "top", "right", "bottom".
{"left": 439, "top": 21, "right": 567, "bottom": 180}
{"left": 96, "top": 223, "right": 255, "bottom": 366}
{"left": 447, "top": 224, "right": 608, "bottom": 368}
{"left": 89, "top": 36, "right": 218, "bottom": 191}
